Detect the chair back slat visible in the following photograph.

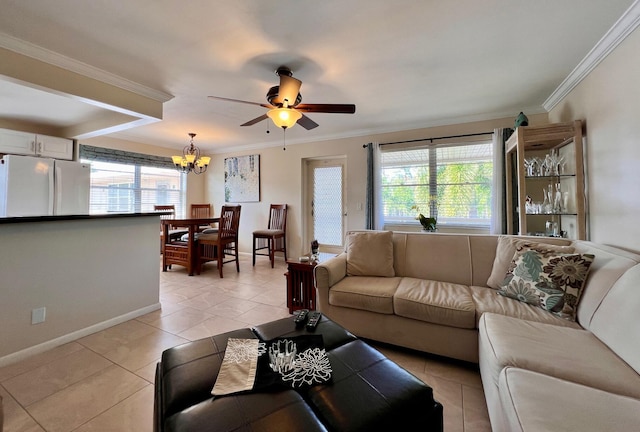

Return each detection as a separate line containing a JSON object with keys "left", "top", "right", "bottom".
{"left": 268, "top": 204, "right": 287, "bottom": 231}
{"left": 191, "top": 204, "right": 211, "bottom": 219}
{"left": 220, "top": 205, "right": 241, "bottom": 239}
{"left": 154, "top": 205, "right": 175, "bottom": 220}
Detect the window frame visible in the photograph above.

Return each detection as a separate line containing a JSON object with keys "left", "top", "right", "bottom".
{"left": 380, "top": 139, "right": 493, "bottom": 229}
{"left": 79, "top": 145, "right": 187, "bottom": 217}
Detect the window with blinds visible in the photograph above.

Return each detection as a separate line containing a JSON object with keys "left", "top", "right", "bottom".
{"left": 381, "top": 140, "right": 493, "bottom": 228}
{"left": 81, "top": 160, "right": 186, "bottom": 217}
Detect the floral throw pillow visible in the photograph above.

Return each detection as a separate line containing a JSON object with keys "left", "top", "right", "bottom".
{"left": 486, "top": 237, "right": 574, "bottom": 289}
{"left": 498, "top": 250, "right": 595, "bottom": 321}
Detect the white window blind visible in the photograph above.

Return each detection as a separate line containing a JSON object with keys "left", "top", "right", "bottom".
{"left": 81, "top": 160, "right": 186, "bottom": 217}
{"left": 381, "top": 140, "right": 493, "bottom": 227}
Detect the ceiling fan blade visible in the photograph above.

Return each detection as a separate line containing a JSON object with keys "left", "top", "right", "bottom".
{"left": 297, "top": 113, "right": 319, "bottom": 130}
{"left": 208, "top": 95, "right": 272, "bottom": 108}
{"left": 295, "top": 103, "right": 356, "bottom": 114}
{"left": 278, "top": 75, "right": 302, "bottom": 107}
{"left": 241, "top": 114, "right": 268, "bottom": 126}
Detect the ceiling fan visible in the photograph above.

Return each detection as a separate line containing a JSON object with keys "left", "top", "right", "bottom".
{"left": 208, "top": 66, "right": 356, "bottom": 130}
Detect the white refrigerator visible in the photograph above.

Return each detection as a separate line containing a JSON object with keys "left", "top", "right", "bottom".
{"left": 0, "top": 154, "right": 91, "bottom": 217}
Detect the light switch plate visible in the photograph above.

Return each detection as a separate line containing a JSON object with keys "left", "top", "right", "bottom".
{"left": 32, "top": 307, "right": 46, "bottom": 324}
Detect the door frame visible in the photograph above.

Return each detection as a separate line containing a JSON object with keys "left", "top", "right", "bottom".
{"left": 302, "top": 156, "right": 347, "bottom": 255}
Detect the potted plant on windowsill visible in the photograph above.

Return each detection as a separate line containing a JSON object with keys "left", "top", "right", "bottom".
{"left": 411, "top": 205, "right": 437, "bottom": 232}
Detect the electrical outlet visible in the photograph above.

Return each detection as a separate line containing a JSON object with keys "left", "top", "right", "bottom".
{"left": 32, "top": 307, "right": 46, "bottom": 325}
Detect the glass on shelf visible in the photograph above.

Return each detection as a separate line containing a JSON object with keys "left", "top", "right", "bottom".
{"left": 543, "top": 149, "right": 565, "bottom": 176}
{"left": 524, "top": 150, "right": 569, "bottom": 178}
{"left": 524, "top": 156, "right": 543, "bottom": 177}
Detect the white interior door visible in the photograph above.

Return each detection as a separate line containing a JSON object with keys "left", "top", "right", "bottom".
{"left": 305, "top": 158, "right": 346, "bottom": 254}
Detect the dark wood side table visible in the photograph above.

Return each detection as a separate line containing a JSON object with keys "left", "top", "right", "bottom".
{"left": 285, "top": 253, "right": 333, "bottom": 313}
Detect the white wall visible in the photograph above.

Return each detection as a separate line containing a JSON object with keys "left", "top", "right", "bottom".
{"left": 0, "top": 216, "right": 160, "bottom": 364}
{"left": 549, "top": 26, "right": 640, "bottom": 253}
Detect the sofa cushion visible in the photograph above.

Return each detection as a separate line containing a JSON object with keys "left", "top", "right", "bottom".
{"left": 571, "top": 241, "right": 640, "bottom": 329}
{"left": 470, "top": 286, "right": 581, "bottom": 329}
{"left": 498, "top": 367, "right": 640, "bottom": 432}
{"left": 478, "top": 313, "right": 640, "bottom": 399}
{"left": 346, "top": 231, "right": 395, "bottom": 277}
{"left": 399, "top": 233, "right": 473, "bottom": 285}
{"left": 394, "top": 278, "right": 475, "bottom": 329}
{"left": 486, "top": 236, "right": 574, "bottom": 289}
{"left": 498, "top": 251, "right": 594, "bottom": 321}
{"left": 328, "top": 276, "right": 401, "bottom": 314}
{"left": 590, "top": 264, "right": 640, "bottom": 375}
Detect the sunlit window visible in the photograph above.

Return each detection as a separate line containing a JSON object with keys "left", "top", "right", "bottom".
{"left": 82, "top": 160, "right": 186, "bottom": 216}
{"left": 381, "top": 141, "right": 493, "bottom": 228}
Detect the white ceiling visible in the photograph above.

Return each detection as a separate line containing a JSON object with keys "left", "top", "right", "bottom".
{"left": 0, "top": 0, "right": 635, "bottom": 153}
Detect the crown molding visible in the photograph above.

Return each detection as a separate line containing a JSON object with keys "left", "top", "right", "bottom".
{"left": 544, "top": 0, "right": 640, "bottom": 111}
{"left": 0, "top": 32, "right": 173, "bottom": 103}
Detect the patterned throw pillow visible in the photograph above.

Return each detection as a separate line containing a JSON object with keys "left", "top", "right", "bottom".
{"left": 498, "top": 250, "right": 595, "bottom": 321}
{"left": 504, "top": 241, "right": 576, "bottom": 279}
{"left": 486, "top": 237, "right": 574, "bottom": 289}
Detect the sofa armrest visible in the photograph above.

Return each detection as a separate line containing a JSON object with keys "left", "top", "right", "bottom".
{"left": 314, "top": 253, "right": 347, "bottom": 311}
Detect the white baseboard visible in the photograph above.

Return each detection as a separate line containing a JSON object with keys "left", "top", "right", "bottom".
{"left": 0, "top": 303, "right": 161, "bottom": 368}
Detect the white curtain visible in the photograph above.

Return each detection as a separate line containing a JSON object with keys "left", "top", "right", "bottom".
{"left": 490, "top": 129, "right": 507, "bottom": 234}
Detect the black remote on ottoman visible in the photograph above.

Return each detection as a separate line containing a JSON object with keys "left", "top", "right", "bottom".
{"left": 294, "top": 309, "right": 309, "bottom": 327}
{"left": 306, "top": 311, "right": 322, "bottom": 331}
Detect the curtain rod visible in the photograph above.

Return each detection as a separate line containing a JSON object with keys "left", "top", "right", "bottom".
{"left": 362, "top": 131, "right": 493, "bottom": 148}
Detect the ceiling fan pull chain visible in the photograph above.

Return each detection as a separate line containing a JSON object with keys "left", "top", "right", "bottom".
{"left": 283, "top": 128, "right": 287, "bottom": 151}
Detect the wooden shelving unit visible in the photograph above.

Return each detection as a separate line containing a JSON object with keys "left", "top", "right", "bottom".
{"left": 505, "top": 120, "right": 586, "bottom": 240}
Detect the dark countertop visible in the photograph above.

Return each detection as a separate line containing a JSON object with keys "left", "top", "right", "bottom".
{"left": 0, "top": 212, "right": 167, "bottom": 225}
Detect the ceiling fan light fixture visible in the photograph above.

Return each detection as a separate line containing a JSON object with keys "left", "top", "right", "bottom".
{"left": 267, "top": 107, "right": 302, "bottom": 129}
{"left": 172, "top": 133, "right": 209, "bottom": 174}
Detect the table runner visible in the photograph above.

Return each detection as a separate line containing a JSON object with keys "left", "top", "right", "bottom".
{"left": 211, "top": 335, "right": 332, "bottom": 397}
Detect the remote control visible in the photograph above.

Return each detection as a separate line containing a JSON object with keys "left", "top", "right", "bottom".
{"left": 306, "top": 311, "right": 322, "bottom": 331}
{"left": 294, "top": 309, "right": 309, "bottom": 327}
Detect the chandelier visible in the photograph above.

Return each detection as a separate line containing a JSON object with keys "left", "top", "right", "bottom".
{"left": 171, "top": 133, "right": 210, "bottom": 175}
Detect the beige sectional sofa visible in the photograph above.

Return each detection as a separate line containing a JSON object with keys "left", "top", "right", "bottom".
{"left": 314, "top": 230, "right": 640, "bottom": 431}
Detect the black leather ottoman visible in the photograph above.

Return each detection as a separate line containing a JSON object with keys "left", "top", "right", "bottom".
{"left": 155, "top": 315, "right": 443, "bottom": 432}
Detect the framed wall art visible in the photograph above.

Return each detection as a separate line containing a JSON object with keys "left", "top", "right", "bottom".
{"left": 224, "top": 154, "right": 260, "bottom": 202}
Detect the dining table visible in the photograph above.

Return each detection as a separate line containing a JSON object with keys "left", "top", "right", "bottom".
{"left": 161, "top": 217, "right": 220, "bottom": 276}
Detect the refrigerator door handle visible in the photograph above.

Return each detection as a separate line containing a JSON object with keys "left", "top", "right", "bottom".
{"left": 49, "top": 165, "right": 56, "bottom": 215}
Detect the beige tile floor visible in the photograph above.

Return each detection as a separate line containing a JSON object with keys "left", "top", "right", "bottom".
{"left": 0, "top": 255, "right": 491, "bottom": 432}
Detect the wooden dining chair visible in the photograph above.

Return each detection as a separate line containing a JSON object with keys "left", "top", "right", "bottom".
{"left": 196, "top": 204, "right": 241, "bottom": 278}
{"left": 154, "top": 204, "right": 176, "bottom": 219}
{"left": 190, "top": 203, "right": 217, "bottom": 232}
{"left": 190, "top": 203, "right": 211, "bottom": 218}
{"left": 154, "top": 204, "right": 187, "bottom": 252}
{"left": 252, "top": 204, "right": 287, "bottom": 268}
